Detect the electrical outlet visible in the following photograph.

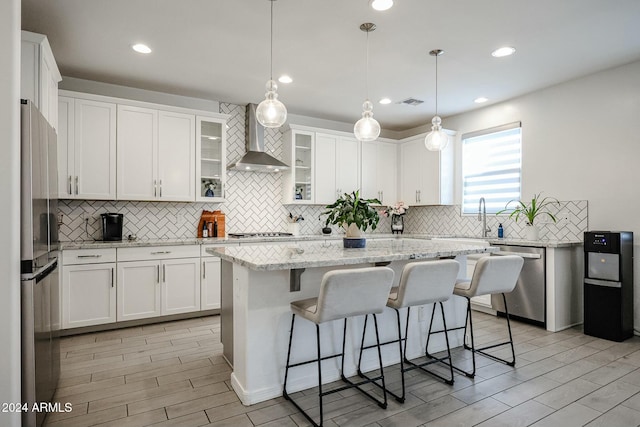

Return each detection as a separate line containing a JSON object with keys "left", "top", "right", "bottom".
{"left": 82, "top": 212, "right": 91, "bottom": 222}
{"left": 557, "top": 211, "right": 574, "bottom": 223}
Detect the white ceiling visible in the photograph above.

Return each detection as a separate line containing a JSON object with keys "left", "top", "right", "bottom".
{"left": 21, "top": 0, "right": 640, "bottom": 131}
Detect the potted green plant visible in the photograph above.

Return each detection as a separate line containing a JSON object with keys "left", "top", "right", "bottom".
{"left": 322, "top": 190, "right": 381, "bottom": 248}
{"left": 496, "top": 192, "right": 560, "bottom": 240}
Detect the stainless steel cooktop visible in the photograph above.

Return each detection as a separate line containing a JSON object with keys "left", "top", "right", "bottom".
{"left": 228, "top": 232, "right": 293, "bottom": 239}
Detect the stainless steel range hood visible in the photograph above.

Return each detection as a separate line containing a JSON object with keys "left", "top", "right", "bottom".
{"left": 228, "top": 104, "right": 289, "bottom": 172}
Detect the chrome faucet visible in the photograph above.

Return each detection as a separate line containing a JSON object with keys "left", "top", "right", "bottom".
{"left": 478, "top": 197, "right": 491, "bottom": 238}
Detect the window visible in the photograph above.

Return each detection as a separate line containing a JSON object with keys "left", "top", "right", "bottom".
{"left": 462, "top": 122, "right": 522, "bottom": 214}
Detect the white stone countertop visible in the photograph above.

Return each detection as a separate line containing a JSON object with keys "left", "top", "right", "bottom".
{"left": 59, "top": 233, "right": 582, "bottom": 250}
{"left": 208, "top": 238, "right": 499, "bottom": 271}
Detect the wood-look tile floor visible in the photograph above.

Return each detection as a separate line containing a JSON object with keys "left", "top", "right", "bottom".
{"left": 45, "top": 313, "right": 640, "bottom": 427}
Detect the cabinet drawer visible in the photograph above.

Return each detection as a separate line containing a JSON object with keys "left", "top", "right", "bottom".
{"left": 117, "top": 245, "right": 200, "bottom": 261}
{"left": 63, "top": 248, "right": 117, "bottom": 265}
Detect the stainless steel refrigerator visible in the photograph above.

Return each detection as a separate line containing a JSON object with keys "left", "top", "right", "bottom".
{"left": 21, "top": 99, "right": 60, "bottom": 427}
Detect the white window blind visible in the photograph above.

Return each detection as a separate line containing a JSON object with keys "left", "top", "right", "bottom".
{"left": 462, "top": 123, "right": 522, "bottom": 214}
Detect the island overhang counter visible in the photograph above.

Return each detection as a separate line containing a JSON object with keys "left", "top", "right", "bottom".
{"left": 208, "top": 238, "right": 498, "bottom": 405}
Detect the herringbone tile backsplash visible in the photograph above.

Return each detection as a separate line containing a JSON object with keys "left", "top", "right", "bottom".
{"left": 57, "top": 102, "right": 587, "bottom": 242}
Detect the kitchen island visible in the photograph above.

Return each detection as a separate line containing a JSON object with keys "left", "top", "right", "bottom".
{"left": 209, "top": 238, "right": 497, "bottom": 405}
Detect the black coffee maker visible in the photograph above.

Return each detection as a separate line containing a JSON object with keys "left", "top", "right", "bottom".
{"left": 101, "top": 213, "right": 123, "bottom": 241}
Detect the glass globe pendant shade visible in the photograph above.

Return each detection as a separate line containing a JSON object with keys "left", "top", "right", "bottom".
{"left": 424, "top": 115, "right": 450, "bottom": 151}
{"left": 256, "top": 80, "right": 287, "bottom": 128}
{"left": 354, "top": 100, "right": 381, "bottom": 142}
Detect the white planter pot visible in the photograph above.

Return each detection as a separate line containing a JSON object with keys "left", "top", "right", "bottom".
{"left": 525, "top": 225, "right": 540, "bottom": 241}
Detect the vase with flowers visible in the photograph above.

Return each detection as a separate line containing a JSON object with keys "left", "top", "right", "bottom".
{"left": 382, "top": 202, "right": 409, "bottom": 234}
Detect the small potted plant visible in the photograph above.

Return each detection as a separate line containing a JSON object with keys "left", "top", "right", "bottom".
{"left": 496, "top": 193, "right": 560, "bottom": 240}
{"left": 322, "top": 190, "right": 381, "bottom": 248}
{"left": 381, "top": 201, "right": 409, "bottom": 234}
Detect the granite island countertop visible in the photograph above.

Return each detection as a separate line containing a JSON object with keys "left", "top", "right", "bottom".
{"left": 208, "top": 238, "right": 499, "bottom": 271}
{"left": 59, "top": 233, "right": 582, "bottom": 250}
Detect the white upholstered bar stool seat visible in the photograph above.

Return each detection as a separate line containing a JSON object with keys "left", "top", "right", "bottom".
{"left": 446, "top": 255, "right": 524, "bottom": 377}
{"left": 283, "top": 267, "right": 395, "bottom": 427}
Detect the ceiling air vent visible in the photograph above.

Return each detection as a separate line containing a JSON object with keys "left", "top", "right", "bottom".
{"left": 398, "top": 97, "right": 424, "bottom": 106}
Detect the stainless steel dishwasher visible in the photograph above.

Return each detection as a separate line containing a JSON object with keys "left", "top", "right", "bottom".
{"left": 491, "top": 245, "right": 546, "bottom": 326}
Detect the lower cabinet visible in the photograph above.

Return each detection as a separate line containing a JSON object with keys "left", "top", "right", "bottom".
{"left": 61, "top": 244, "right": 217, "bottom": 329}
{"left": 117, "top": 255, "right": 201, "bottom": 321}
{"left": 201, "top": 257, "right": 221, "bottom": 310}
{"left": 61, "top": 248, "right": 117, "bottom": 329}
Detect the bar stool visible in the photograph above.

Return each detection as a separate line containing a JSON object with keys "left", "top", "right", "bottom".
{"left": 429, "top": 255, "right": 524, "bottom": 378}
{"left": 282, "top": 266, "right": 395, "bottom": 427}
{"left": 357, "top": 259, "right": 460, "bottom": 403}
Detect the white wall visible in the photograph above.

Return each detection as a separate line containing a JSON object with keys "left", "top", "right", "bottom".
{"left": 0, "top": 0, "right": 23, "bottom": 425}
{"left": 444, "top": 60, "right": 640, "bottom": 332}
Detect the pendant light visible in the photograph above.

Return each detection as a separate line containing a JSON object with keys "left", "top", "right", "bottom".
{"left": 424, "top": 49, "right": 450, "bottom": 151}
{"left": 256, "top": 0, "right": 287, "bottom": 128}
{"left": 354, "top": 23, "right": 381, "bottom": 142}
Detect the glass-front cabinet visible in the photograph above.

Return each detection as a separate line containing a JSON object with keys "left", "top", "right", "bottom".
{"left": 196, "top": 115, "right": 227, "bottom": 202}
{"left": 282, "top": 127, "right": 314, "bottom": 203}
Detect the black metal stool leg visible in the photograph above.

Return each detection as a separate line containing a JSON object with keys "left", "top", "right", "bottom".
{"left": 317, "top": 324, "right": 323, "bottom": 427}
{"left": 472, "top": 294, "right": 516, "bottom": 366}
{"left": 357, "top": 314, "right": 369, "bottom": 376}
{"left": 283, "top": 314, "right": 296, "bottom": 399}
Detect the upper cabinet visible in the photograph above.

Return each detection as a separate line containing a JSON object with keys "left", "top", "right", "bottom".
{"left": 282, "top": 128, "right": 315, "bottom": 204}
{"left": 57, "top": 96, "right": 117, "bottom": 200}
{"left": 196, "top": 116, "right": 227, "bottom": 202}
{"left": 315, "top": 133, "right": 360, "bottom": 205}
{"left": 400, "top": 135, "right": 454, "bottom": 205}
{"left": 21, "top": 31, "right": 62, "bottom": 130}
{"left": 117, "top": 106, "right": 195, "bottom": 201}
{"left": 361, "top": 140, "right": 397, "bottom": 206}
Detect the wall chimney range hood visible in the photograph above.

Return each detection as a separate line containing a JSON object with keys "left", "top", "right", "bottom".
{"left": 228, "top": 104, "right": 289, "bottom": 172}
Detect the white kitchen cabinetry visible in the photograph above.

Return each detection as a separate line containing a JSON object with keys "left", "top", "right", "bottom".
{"left": 200, "top": 245, "right": 223, "bottom": 310}
{"left": 117, "top": 105, "right": 195, "bottom": 201}
{"left": 361, "top": 140, "right": 397, "bottom": 205}
{"left": 21, "top": 31, "right": 61, "bottom": 129}
{"left": 315, "top": 133, "right": 361, "bottom": 205}
{"left": 400, "top": 135, "right": 453, "bottom": 205}
{"left": 196, "top": 116, "right": 227, "bottom": 202}
{"left": 283, "top": 128, "right": 314, "bottom": 203}
{"left": 61, "top": 249, "right": 117, "bottom": 329}
{"left": 116, "top": 246, "right": 200, "bottom": 321}
{"left": 57, "top": 96, "right": 117, "bottom": 200}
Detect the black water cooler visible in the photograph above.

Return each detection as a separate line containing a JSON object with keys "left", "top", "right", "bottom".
{"left": 583, "top": 231, "right": 633, "bottom": 341}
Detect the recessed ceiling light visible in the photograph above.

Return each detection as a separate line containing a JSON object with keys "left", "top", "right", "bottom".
{"left": 491, "top": 46, "right": 515, "bottom": 58}
{"left": 379, "top": 98, "right": 392, "bottom": 105}
{"left": 278, "top": 75, "right": 293, "bottom": 84}
{"left": 132, "top": 43, "right": 152, "bottom": 54}
{"left": 474, "top": 97, "right": 488, "bottom": 103}
{"left": 370, "top": 0, "right": 394, "bottom": 11}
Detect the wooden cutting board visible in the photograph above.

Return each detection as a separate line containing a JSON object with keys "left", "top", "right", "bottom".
{"left": 197, "top": 210, "right": 225, "bottom": 238}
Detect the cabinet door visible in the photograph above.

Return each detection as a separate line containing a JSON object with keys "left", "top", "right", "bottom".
{"left": 196, "top": 116, "right": 227, "bottom": 202}
{"left": 314, "top": 133, "right": 338, "bottom": 205}
{"left": 336, "top": 136, "right": 360, "bottom": 197}
{"left": 377, "top": 141, "right": 397, "bottom": 206}
{"left": 74, "top": 99, "right": 117, "bottom": 199}
{"left": 162, "top": 258, "right": 201, "bottom": 315}
{"left": 360, "top": 140, "right": 379, "bottom": 201}
{"left": 117, "top": 260, "right": 161, "bottom": 321}
{"left": 400, "top": 138, "right": 423, "bottom": 205}
{"left": 117, "top": 105, "right": 158, "bottom": 200}
{"left": 57, "top": 97, "right": 74, "bottom": 198}
{"left": 419, "top": 143, "right": 444, "bottom": 205}
{"left": 62, "top": 263, "right": 116, "bottom": 328}
{"left": 158, "top": 111, "right": 195, "bottom": 201}
{"left": 201, "top": 257, "right": 221, "bottom": 310}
